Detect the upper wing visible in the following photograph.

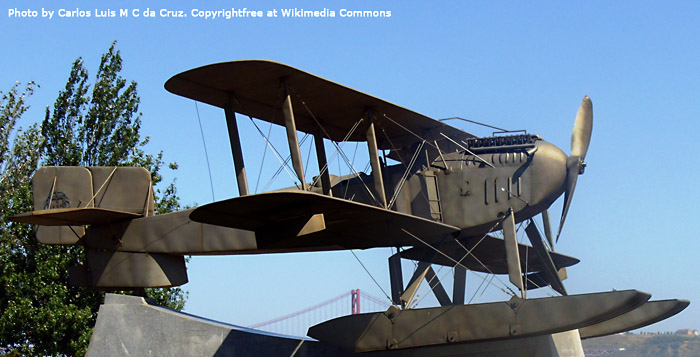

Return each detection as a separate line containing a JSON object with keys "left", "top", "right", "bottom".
{"left": 165, "top": 60, "right": 474, "bottom": 150}
{"left": 189, "top": 191, "right": 459, "bottom": 251}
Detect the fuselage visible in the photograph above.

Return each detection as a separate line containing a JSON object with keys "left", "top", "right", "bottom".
{"left": 328, "top": 134, "right": 568, "bottom": 237}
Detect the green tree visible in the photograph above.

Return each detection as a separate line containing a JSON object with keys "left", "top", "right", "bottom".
{"left": 0, "top": 42, "right": 186, "bottom": 356}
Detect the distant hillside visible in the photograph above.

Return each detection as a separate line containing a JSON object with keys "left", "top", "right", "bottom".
{"left": 583, "top": 333, "right": 700, "bottom": 356}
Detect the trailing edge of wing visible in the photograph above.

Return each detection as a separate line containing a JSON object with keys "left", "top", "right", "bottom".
{"left": 190, "top": 191, "right": 459, "bottom": 250}
{"left": 165, "top": 60, "right": 474, "bottom": 150}
{"left": 11, "top": 208, "right": 141, "bottom": 226}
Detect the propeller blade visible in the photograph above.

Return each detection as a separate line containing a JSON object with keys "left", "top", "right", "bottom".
{"left": 542, "top": 209, "right": 554, "bottom": 249}
{"left": 556, "top": 157, "right": 581, "bottom": 242}
{"left": 571, "top": 96, "right": 593, "bottom": 160}
{"left": 525, "top": 221, "right": 567, "bottom": 296}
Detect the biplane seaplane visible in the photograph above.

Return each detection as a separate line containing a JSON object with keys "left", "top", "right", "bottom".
{"left": 12, "top": 60, "right": 687, "bottom": 353}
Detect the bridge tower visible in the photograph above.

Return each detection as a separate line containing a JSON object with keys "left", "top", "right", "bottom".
{"left": 351, "top": 289, "right": 361, "bottom": 315}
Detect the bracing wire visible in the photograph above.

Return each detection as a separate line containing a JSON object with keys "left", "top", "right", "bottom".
{"left": 254, "top": 121, "right": 274, "bottom": 194}
{"left": 388, "top": 141, "right": 425, "bottom": 209}
{"left": 452, "top": 235, "right": 518, "bottom": 296}
{"left": 438, "top": 116, "right": 509, "bottom": 132}
{"left": 350, "top": 250, "right": 393, "bottom": 304}
{"left": 246, "top": 116, "right": 301, "bottom": 188}
{"left": 412, "top": 222, "right": 509, "bottom": 306}
{"left": 290, "top": 88, "right": 381, "bottom": 206}
{"left": 261, "top": 133, "right": 311, "bottom": 192}
{"left": 194, "top": 100, "right": 215, "bottom": 201}
{"left": 401, "top": 228, "right": 515, "bottom": 297}
{"left": 375, "top": 125, "right": 434, "bottom": 210}
{"left": 304, "top": 134, "right": 314, "bottom": 181}
{"left": 227, "top": 94, "right": 300, "bottom": 189}
{"left": 469, "top": 275, "right": 496, "bottom": 304}
{"left": 255, "top": 84, "right": 284, "bottom": 193}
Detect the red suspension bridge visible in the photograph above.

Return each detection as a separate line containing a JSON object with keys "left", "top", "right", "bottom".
{"left": 248, "top": 289, "right": 391, "bottom": 337}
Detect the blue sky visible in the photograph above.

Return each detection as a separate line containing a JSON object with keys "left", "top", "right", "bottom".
{"left": 2, "top": 1, "right": 699, "bottom": 334}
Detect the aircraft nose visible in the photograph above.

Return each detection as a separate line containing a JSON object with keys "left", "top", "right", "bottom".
{"left": 529, "top": 140, "right": 568, "bottom": 209}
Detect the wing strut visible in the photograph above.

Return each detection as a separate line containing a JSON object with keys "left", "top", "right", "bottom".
{"left": 453, "top": 264, "right": 467, "bottom": 305}
{"left": 224, "top": 98, "right": 250, "bottom": 196}
{"left": 503, "top": 208, "right": 525, "bottom": 297}
{"left": 366, "top": 110, "right": 388, "bottom": 208}
{"left": 313, "top": 133, "right": 332, "bottom": 196}
{"left": 388, "top": 252, "right": 404, "bottom": 306}
{"left": 282, "top": 80, "right": 307, "bottom": 190}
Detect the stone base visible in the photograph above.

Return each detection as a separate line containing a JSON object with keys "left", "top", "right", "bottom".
{"left": 87, "top": 294, "right": 584, "bottom": 356}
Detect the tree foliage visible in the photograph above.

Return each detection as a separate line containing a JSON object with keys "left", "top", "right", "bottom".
{"left": 0, "top": 42, "right": 186, "bottom": 356}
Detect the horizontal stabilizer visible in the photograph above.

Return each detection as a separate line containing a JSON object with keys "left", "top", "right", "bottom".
{"left": 580, "top": 299, "right": 690, "bottom": 339}
{"left": 165, "top": 60, "right": 473, "bottom": 150}
{"left": 308, "top": 290, "right": 650, "bottom": 352}
{"left": 190, "top": 191, "right": 459, "bottom": 250}
{"left": 400, "top": 235, "right": 579, "bottom": 274}
{"left": 11, "top": 207, "right": 140, "bottom": 226}
{"left": 69, "top": 250, "right": 187, "bottom": 289}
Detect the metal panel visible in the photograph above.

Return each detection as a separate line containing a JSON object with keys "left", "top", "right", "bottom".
{"left": 423, "top": 170, "right": 442, "bottom": 221}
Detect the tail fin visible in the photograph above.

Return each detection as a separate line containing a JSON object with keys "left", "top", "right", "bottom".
{"left": 10, "top": 166, "right": 187, "bottom": 289}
